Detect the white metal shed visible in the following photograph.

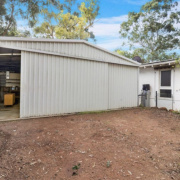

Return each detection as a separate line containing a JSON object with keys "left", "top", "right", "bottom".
{"left": 0, "top": 37, "right": 140, "bottom": 118}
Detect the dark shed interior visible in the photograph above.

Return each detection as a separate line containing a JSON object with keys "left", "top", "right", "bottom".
{"left": 0, "top": 47, "right": 21, "bottom": 120}
{"left": 0, "top": 47, "right": 21, "bottom": 73}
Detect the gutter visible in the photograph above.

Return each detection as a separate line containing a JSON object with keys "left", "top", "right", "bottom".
{"left": 140, "top": 61, "right": 176, "bottom": 68}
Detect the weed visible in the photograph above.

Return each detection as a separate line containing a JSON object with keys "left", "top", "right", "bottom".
{"left": 72, "top": 163, "right": 81, "bottom": 170}
{"left": 172, "top": 110, "right": 180, "bottom": 114}
{"left": 72, "top": 163, "right": 81, "bottom": 176}
{"left": 139, "top": 104, "right": 144, "bottom": 108}
{"left": 106, "top": 161, "right": 112, "bottom": 168}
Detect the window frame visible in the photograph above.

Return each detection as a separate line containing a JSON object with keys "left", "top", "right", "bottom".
{"left": 161, "top": 70, "right": 171, "bottom": 87}
{"left": 160, "top": 89, "right": 172, "bottom": 98}
{"left": 159, "top": 69, "right": 172, "bottom": 98}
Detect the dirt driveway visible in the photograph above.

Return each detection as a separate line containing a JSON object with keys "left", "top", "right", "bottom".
{"left": 0, "top": 108, "right": 180, "bottom": 180}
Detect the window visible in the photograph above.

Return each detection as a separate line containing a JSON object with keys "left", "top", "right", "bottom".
{"left": 161, "top": 70, "right": 171, "bottom": 86}
{"left": 160, "top": 70, "right": 172, "bottom": 98}
{"left": 160, "top": 89, "right": 172, "bottom": 98}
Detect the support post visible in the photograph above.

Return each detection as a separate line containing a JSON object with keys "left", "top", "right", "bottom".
{"left": 156, "top": 91, "right": 157, "bottom": 107}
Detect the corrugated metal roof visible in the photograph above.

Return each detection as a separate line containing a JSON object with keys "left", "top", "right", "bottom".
{"left": 0, "top": 37, "right": 140, "bottom": 66}
{"left": 4, "top": 46, "right": 138, "bottom": 66}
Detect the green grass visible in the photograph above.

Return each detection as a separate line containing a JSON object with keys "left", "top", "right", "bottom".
{"left": 78, "top": 110, "right": 108, "bottom": 115}
{"left": 172, "top": 110, "right": 180, "bottom": 114}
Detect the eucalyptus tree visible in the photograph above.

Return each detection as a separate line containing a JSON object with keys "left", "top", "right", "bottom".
{"left": 34, "top": 0, "right": 99, "bottom": 40}
{"left": 0, "top": 0, "right": 44, "bottom": 36}
{"left": 119, "top": 0, "right": 180, "bottom": 62}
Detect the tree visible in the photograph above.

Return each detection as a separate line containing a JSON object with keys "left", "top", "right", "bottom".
{"left": 34, "top": 10, "right": 57, "bottom": 38}
{"left": 115, "top": 49, "right": 132, "bottom": 59}
{"left": 119, "top": 0, "right": 180, "bottom": 62}
{"left": 0, "top": 0, "right": 42, "bottom": 36}
{"left": 34, "top": 0, "right": 99, "bottom": 40}
{"left": 0, "top": 0, "right": 6, "bottom": 17}
{"left": 115, "top": 48, "right": 147, "bottom": 62}
{"left": 115, "top": 48, "right": 178, "bottom": 63}
{"left": 0, "top": 0, "right": 63, "bottom": 36}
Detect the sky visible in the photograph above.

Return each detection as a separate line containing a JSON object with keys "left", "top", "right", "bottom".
{"left": 89, "top": 0, "right": 150, "bottom": 51}
{"left": 16, "top": 0, "right": 150, "bottom": 52}
{"left": 16, "top": 0, "right": 180, "bottom": 53}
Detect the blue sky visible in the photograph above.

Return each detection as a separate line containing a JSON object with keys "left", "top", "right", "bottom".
{"left": 17, "top": 0, "right": 150, "bottom": 51}
{"left": 89, "top": 0, "right": 150, "bottom": 51}
{"left": 17, "top": 0, "right": 180, "bottom": 53}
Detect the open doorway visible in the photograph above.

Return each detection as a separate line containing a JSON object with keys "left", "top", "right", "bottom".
{"left": 0, "top": 47, "right": 21, "bottom": 120}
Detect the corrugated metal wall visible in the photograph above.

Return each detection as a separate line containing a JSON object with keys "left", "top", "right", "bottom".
{"left": 20, "top": 51, "right": 109, "bottom": 118}
{"left": 108, "top": 64, "right": 138, "bottom": 109}
{"left": 0, "top": 40, "right": 136, "bottom": 66}
{"left": 20, "top": 51, "right": 138, "bottom": 118}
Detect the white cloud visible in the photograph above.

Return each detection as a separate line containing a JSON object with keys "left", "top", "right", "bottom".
{"left": 89, "top": 15, "right": 128, "bottom": 38}
{"left": 125, "top": 0, "right": 149, "bottom": 5}
{"left": 105, "top": 0, "right": 149, "bottom": 6}
{"left": 90, "top": 23, "right": 120, "bottom": 37}
{"left": 94, "top": 37, "right": 141, "bottom": 51}
{"left": 97, "top": 15, "right": 128, "bottom": 24}
{"left": 90, "top": 15, "right": 128, "bottom": 38}
{"left": 91, "top": 15, "right": 126, "bottom": 34}
{"left": 90, "top": 15, "right": 128, "bottom": 50}
{"left": 95, "top": 38, "right": 128, "bottom": 50}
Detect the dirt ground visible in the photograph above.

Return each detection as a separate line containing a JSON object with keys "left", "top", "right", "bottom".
{"left": 0, "top": 108, "right": 180, "bottom": 180}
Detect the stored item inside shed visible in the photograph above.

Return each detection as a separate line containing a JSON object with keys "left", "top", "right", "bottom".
{"left": 0, "top": 47, "right": 21, "bottom": 120}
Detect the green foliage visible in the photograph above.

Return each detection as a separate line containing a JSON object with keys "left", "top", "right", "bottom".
{"left": 115, "top": 48, "right": 147, "bottom": 62}
{"left": 172, "top": 110, "right": 180, "bottom": 114}
{"left": 0, "top": 0, "right": 99, "bottom": 40}
{"left": 0, "top": 0, "right": 47, "bottom": 36}
{"left": 119, "top": 0, "right": 180, "bottom": 62}
{"left": 175, "top": 58, "right": 180, "bottom": 67}
{"left": 79, "top": 110, "right": 107, "bottom": 115}
{"left": 34, "top": 10, "right": 57, "bottom": 38}
{"left": 72, "top": 163, "right": 81, "bottom": 176}
{"left": 72, "top": 163, "right": 81, "bottom": 170}
{"left": 115, "top": 49, "right": 132, "bottom": 59}
{"left": 115, "top": 48, "right": 179, "bottom": 63}
{"left": 34, "top": 0, "right": 99, "bottom": 40}
{"left": 0, "top": 0, "right": 6, "bottom": 17}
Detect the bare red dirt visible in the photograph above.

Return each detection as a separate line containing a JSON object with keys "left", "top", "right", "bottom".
{"left": 0, "top": 108, "right": 180, "bottom": 180}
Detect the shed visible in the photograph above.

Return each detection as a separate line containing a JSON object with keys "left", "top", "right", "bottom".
{"left": 139, "top": 60, "right": 180, "bottom": 110}
{"left": 0, "top": 37, "right": 140, "bottom": 119}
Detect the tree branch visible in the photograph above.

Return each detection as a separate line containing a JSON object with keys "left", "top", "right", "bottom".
{"left": 3, "top": 4, "right": 14, "bottom": 36}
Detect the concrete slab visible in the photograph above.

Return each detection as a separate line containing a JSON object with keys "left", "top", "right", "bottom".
{"left": 0, "top": 103, "right": 20, "bottom": 121}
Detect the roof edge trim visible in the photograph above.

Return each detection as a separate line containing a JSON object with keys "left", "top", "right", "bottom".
{"left": 0, "top": 45, "right": 139, "bottom": 67}
{"left": 141, "top": 60, "right": 176, "bottom": 68}
{"left": 0, "top": 37, "right": 140, "bottom": 66}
